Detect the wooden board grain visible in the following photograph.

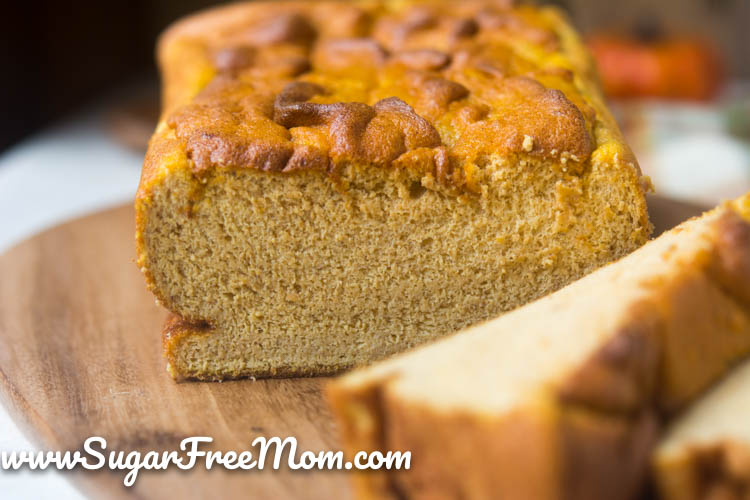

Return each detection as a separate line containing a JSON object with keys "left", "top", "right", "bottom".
{"left": 0, "top": 196, "right": 706, "bottom": 499}
{"left": 0, "top": 205, "right": 350, "bottom": 499}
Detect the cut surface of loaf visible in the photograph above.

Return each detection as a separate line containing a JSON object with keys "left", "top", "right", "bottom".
{"left": 136, "top": 0, "right": 651, "bottom": 380}
{"left": 655, "top": 359, "right": 750, "bottom": 500}
{"left": 327, "top": 194, "right": 750, "bottom": 500}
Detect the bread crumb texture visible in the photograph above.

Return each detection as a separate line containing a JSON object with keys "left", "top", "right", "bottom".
{"left": 136, "top": 0, "right": 651, "bottom": 380}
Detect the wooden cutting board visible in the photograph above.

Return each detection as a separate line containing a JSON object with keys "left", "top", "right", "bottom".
{"left": 0, "top": 196, "right": 704, "bottom": 499}
{"left": 0, "top": 205, "right": 350, "bottom": 499}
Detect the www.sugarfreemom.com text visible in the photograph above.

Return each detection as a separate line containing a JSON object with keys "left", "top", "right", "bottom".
{"left": 0, "top": 436, "right": 411, "bottom": 486}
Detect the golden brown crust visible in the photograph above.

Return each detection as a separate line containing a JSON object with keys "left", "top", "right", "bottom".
{"left": 145, "top": 1, "right": 623, "bottom": 190}
{"left": 374, "top": 398, "right": 560, "bottom": 500}
{"left": 710, "top": 209, "right": 750, "bottom": 306}
{"left": 166, "top": 77, "right": 451, "bottom": 178}
{"left": 557, "top": 309, "right": 661, "bottom": 416}
{"left": 560, "top": 408, "right": 659, "bottom": 500}
{"left": 657, "top": 441, "right": 750, "bottom": 500}
{"left": 161, "top": 314, "right": 202, "bottom": 381}
{"left": 135, "top": 129, "right": 185, "bottom": 309}
{"left": 328, "top": 384, "right": 659, "bottom": 500}
{"left": 555, "top": 312, "right": 661, "bottom": 500}
{"left": 656, "top": 209, "right": 750, "bottom": 415}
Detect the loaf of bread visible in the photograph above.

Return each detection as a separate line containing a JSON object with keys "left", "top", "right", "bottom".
{"left": 136, "top": 1, "right": 651, "bottom": 380}
{"left": 655, "top": 359, "right": 750, "bottom": 500}
{"left": 328, "top": 194, "right": 750, "bottom": 500}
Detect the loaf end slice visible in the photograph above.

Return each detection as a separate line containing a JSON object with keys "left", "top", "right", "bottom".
{"left": 654, "top": 359, "right": 750, "bottom": 500}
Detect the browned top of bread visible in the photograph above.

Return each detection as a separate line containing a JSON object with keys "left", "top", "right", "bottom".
{"left": 139, "top": 0, "right": 639, "bottom": 196}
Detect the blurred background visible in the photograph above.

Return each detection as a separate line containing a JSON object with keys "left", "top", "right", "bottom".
{"left": 0, "top": 0, "right": 749, "bottom": 205}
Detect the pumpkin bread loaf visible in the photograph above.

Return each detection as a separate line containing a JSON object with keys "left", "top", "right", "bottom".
{"left": 328, "top": 194, "right": 750, "bottom": 500}
{"left": 136, "top": 1, "right": 651, "bottom": 380}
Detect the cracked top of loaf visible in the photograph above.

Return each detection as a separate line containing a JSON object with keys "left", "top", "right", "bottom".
{"left": 140, "top": 0, "right": 639, "bottom": 194}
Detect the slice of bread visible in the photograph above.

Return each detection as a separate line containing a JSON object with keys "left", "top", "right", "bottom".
{"left": 327, "top": 195, "right": 750, "bottom": 500}
{"left": 137, "top": 1, "right": 651, "bottom": 380}
{"left": 655, "top": 360, "right": 750, "bottom": 500}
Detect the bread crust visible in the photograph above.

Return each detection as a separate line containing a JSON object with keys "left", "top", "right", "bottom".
{"left": 656, "top": 441, "right": 750, "bottom": 500}
{"left": 137, "top": 0, "right": 648, "bottom": 198}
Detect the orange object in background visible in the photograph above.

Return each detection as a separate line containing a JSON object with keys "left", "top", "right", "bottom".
{"left": 588, "top": 35, "right": 723, "bottom": 100}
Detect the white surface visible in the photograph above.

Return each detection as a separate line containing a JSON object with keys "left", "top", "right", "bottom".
{"left": 0, "top": 114, "right": 142, "bottom": 253}
{"left": 0, "top": 111, "right": 143, "bottom": 499}
{"left": 612, "top": 98, "right": 750, "bottom": 204}
{"left": 651, "top": 132, "right": 750, "bottom": 205}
